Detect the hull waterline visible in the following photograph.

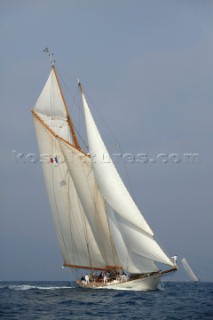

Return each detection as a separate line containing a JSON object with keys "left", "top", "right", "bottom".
{"left": 76, "top": 268, "right": 177, "bottom": 291}
{"left": 77, "top": 274, "right": 161, "bottom": 291}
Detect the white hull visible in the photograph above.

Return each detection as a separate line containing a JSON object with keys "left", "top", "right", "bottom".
{"left": 77, "top": 273, "right": 161, "bottom": 291}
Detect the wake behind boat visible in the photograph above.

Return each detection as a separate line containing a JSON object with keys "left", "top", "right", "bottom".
{"left": 32, "top": 51, "right": 177, "bottom": 291}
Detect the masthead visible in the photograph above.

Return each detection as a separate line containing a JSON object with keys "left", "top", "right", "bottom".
{"left": 43, "top": 47, "right": 55, "bottom": 66}
{"left": 77, "top": 79, "right": 83, "bottom": 93}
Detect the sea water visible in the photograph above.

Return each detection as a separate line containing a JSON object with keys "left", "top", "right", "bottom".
{"left": 0, "top": 281, "right": 212, "bottom": 319}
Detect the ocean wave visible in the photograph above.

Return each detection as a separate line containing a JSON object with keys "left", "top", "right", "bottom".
{"left": 8, "top": 285, "right": 74, "bottom": 291}
{"left": 0, "top": 285, "right": 7, "bottom": 289}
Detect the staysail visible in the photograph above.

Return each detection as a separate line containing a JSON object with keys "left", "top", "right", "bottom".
{"left": 79, "top": 84, "right": 174, "bottom": 272}
{"left": 58, "top": 139, "right": 120, "bottom": 268}
{"left": 182, "top": 258, "right": 199, "bottom": 281}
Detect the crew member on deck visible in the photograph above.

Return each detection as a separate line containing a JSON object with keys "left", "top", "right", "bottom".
{"left": 85, "top": 274, "right": 89, "bottom": 284}
{"left": 103, "top": 273, "right": 107, "bottom": 284}
{"left": 171, "top": 255, "right": 178, "bottom": 266}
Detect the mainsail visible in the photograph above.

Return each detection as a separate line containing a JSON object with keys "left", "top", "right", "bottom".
{"left": 32, "top": 66, "right": 174, "bottom": 274}
{"left": 182, "top": 258, "right": 199, "bottom": 282}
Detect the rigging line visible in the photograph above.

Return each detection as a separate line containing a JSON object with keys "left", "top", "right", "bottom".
{"left": 81, "top": 87, "right": 121, "bottom": 149}
{"left": 124, "top": 252, "right": 128, "bottom": 272}
{"left": 48, "top": 117, "right": 78, "bottom": 266}
{"left": 49, "top": 135, "right": 69, "bottom": 262}
{"left": 76, "top": 189, "right": 93, "bottom": 269}
{"left": 78, "top": 154, "right": 112, "bottom": 263}
{"left": 77, "top": 90, "right": 82, "bottom": 146}
{"left": 72, "top": 123, "right": 88, "bottom": 152}
{"left": 162, "top": 270, "right": 176, "bottom": 289}
{"left": 93, "top": 179, "right": 115, "bottom": 262}
{"left": 66, "top": 170, "right": 77, "bottom": 267}
{"left": 151, "top": 227, "right": 173, "bottom": 263}
{"left": 74, "top": 146, "right": 117, "bottom": 265}
{"left": 57, "top": 70, "right": 78, "bottom": 112}
{"left": 76, "top": 89, "right": 89, "bottom": 150}
{"left": 129, "top": 251, "right": 159, "bottom": 265}
{"left": 123, "top": 243, "right": 129, "bottom": 272}
{"left": 53, "top": 66, "right": 79, "bottom": 149}
{"left": 66, "top": 171, "right": 85, "bottom": 259}
{"left": 58, "top": 72, "right": 86, "bottom": 146}
{"left": 57, "top": 71, "right": 88, "bottom": 150}
{"left": 103, "top": 200, "right": 120, "bottom": 268}
{"left": 47, "top": 82, "right": 73, "bottom": 262}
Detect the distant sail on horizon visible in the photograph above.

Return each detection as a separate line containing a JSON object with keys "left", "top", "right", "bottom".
{"left": 182, "top": 258, "right": 199, "bottom": 282}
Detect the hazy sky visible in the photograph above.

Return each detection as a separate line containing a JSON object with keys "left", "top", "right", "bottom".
{"left": 0, "top": 0, "right": 213, "bottom": 281}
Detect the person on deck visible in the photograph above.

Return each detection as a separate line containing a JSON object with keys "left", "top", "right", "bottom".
{"left": 85, "top": 274, "right": 90, "bottom": 284}
{"left": 103, "top": 274, "right": 107, "bottom": 284}
{"left": 171, "top": 255, "right": 178, "bottom": 266}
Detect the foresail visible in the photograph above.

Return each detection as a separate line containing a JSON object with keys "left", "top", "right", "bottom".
{"left": 80, "top": 89, "right": 174, "bottom": 270}
{"left": 106, "top": 203, "right": 158, "bottom": 273}
{"left": 80, "top": 91, "right": 154, "bottom": 236}
{"left": 106, "top": 203, "right": 174, "bottom": 272}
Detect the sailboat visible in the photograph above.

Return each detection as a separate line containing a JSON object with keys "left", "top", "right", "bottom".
{"left": 32, "top": 59, "right": 177, "bottom": 291}
{"left": 182, "top": 258, "right": 199, "bottom": 282}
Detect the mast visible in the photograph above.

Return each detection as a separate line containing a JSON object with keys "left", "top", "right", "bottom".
{"left": 78, "top": 79, "right": 83, "bottom": 93}
{"left": 52, "top": 65, "right": 80, "bottom": 150}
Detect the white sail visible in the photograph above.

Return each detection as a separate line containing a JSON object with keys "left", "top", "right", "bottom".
{"left": 33, "top": 117, "right": 106, "bottom": 268}
{"left": 34, "top": 68, "right": 72, "bottom": 142}
{"left": 81, "top": 90, "right": 174, "bottom": 269}
{"left": 81, "top": 92, "right": 153, "bottom": 235}
{"left": 106, "top": 203, "right": 158, "bottom": 273}
{"left": 32, "top": 68, "right": 114, "bottom": 269}
{"left": 182, "top": 258, "right": 199, "bottom": 282}
{"left": 34, "top": 68, "right": 67, "bottom": 118}
{"left": 58, "top": 138, "right": 120, "bottom": 268}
